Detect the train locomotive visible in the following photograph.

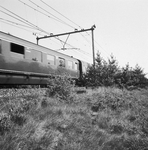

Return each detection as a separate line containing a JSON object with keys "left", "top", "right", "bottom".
{"left": 0, "top": 31, "right": 90, "bottom": 87}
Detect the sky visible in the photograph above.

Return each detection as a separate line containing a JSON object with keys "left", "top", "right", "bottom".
{"left": 0, "top": 0, "right": 148, "bottom": 75}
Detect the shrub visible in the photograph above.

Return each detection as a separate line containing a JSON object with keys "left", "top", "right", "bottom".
{"left": 46, "top": 75, "right": 75, "bottom": 101}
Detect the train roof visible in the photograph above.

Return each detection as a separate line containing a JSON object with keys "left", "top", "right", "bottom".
{"left": 0, "top": 31, "right": 80, "bottom": 61}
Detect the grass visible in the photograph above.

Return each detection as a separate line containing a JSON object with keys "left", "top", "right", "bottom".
{"left": 0, "top": 86, "right": 148, "bottom": 150}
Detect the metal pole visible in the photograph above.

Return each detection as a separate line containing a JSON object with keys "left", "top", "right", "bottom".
{"left": 91, "top": 27, "right": 95, "bottom": 66}
{"left": 36, "top": 37, "right": 39, "bottom": 45}
{"left": 36, "top": 28, "right": 92, "bottom": 41}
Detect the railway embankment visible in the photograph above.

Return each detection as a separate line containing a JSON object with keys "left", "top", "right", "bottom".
{"left": 0, "top": 82, "right": 148, "bottom": 149}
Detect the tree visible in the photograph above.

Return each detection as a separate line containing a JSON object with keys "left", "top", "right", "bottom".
{"left": 81, "top": 52, "right": 148, "bottom": 89}
{"left": 83, "top": 52, "right": 119, "bottom": 87}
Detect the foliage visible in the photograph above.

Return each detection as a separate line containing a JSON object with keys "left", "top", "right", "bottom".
{"left": 46, "top": 75, "right": 75, "bottom": 101}
{"left": 82, "top": 52, "right": 148, "bottom": 89}
{"left": 114, "top": 63, "right": 148, "bottom": 89}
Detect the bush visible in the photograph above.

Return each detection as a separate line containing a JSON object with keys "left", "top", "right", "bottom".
{"left": 46, "top": 75, "right": 75, "bottom": 101}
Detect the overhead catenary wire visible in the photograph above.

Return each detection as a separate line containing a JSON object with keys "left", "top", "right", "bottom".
{"left": 0, "top": 17, "right": 38, "bottom": 30}
{"left": 17, "top": 0, "right": 85, "bottom": 49}
{"left": 0, "top": 19, "right": 44, "bottom": 36}
{"left": 0, "top": 5, "right": 77, "bottom": 48}
{"left": 18, "top": 0, "right": 52, "bottom": 20}
{"left": 0, "top": 6, "right": 51, "bottom": 35}
{"left": 0, "top": 21, "right": 92, "bottom": 61}
{"left": 28, "top": 0, "right": 94, "bottom": 52}
{"left": 28, "top": 0, "right": 75, "bottom": 29}
{"left": 0, "top": 17, "right": 81, "bottom": 53}
{"left": 40, "top": 1, "right": 109, "bottom": 57}
{"left": 18, "top": 0, "right": 82, "bottom": 47}
{"left": 40, "top": 0, "right": 83, "bottom": 29}
{"left": 64, "top": 48, "right": 93, "bottom": 60}
{"left": 0, "top": 9, "right": 36, "bottom": 29}
{"left": 19, "top": 0, "right": 96, "bottom": 55}
{"left": 39, "top": 0, "right": 94, "bottom": 47}
{"left": 0, "top": 1, "right": 108, "bottom": 61}
{"left": 54, "top": 36, "right": 79, "bottom": 49}
{"left": 0, "top": 18, "right": 45, "bottom": 36}
{"left": 18, "top": 0, "right": 74, "bottom": 29}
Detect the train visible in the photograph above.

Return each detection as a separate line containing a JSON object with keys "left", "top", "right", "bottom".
{"left": 0, "top": 31, "right": 90, "bottom": 87}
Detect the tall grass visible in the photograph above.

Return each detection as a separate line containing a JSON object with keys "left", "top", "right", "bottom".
{"left": 0, "top": 80, "right": 148, "bottom": 149}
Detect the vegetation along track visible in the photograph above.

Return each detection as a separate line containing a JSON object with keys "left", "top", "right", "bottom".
{"left": 0, "top": 77, "right": 148, "bottom": 149}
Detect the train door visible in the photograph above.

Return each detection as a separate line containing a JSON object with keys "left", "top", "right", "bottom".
{"left": 77, "top": 59, "right": 82, "bottom": 78}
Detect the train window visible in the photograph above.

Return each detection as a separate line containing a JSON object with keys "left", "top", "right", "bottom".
{"left": 67, "top": 61, "right": 73, "bottom": 69}
{"left": 25, "top": 48, "right": 42, "bottom": 62}
{"left": 32, "top": 49, "right": 42, "bottom": 62}
{"left": 59, "top": 57, "right": 65, "bottom": 67}
{"left": 47, "top": 54, "right": 55, "bottom": 65}
{"left": 74, "top": 62, "right": 78, "bottom": 70}
{"left": 11, "top": 43, "right": 24, "bottom": 55}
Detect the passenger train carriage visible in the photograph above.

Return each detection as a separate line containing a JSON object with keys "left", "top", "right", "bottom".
{"left": 0, "top": 31, "right": 89, "bottom": 86}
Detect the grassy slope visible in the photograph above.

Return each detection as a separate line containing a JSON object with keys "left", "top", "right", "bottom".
{"left": 0, "top": 87, "right": 148, "bottom": 150}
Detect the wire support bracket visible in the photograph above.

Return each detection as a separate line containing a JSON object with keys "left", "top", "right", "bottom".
{"left": 36, "top": 25, "right": 96, "bottom": 66}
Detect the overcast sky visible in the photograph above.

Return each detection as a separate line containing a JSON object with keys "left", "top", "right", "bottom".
{"left": 0, "top": 0, "right": 148, "bottom": 74}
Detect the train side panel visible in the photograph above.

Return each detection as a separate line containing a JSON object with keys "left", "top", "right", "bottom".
{"left": 0, "top": 32, "right": 80, "bottom": 85}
